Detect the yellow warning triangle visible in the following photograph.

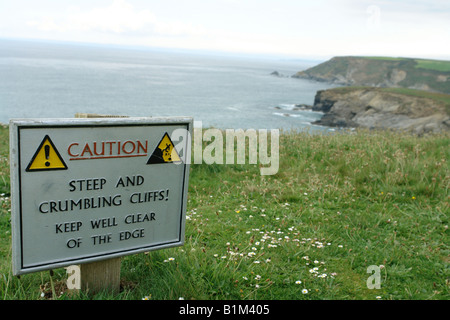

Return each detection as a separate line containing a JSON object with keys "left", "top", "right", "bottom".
{"left": 26, "top": 135, "right": 68, "bottom": 172}
{"left": 147, "top": 132, "right": 181, "bottom": 164}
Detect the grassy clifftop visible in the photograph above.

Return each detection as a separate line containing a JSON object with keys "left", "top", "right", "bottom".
{"left": 293, "top": 56, "right": 450, "bottom": 94}
{"left": 1, "top": 125, "right": 449, "bottom": 300}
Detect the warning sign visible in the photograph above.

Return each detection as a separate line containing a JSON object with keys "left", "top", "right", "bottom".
{"left": 147, "top": 132, "right": 181, "bottom": 164}
{"left": 26, "top": 135, "right": 68, "bottom": 172}
{"left": 9, "top": 117, "right": 192, "bottom": 275}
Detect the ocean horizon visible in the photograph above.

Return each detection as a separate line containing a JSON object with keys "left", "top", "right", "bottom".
{"left": 0, "top": 38, "right": 337, "bottom": 131}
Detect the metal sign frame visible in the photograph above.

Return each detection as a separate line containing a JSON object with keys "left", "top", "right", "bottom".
{"left": 9, "top": 117, "right": 192, "bottom": 275}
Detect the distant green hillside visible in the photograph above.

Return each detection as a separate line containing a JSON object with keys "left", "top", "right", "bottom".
{"left": 293, "top": 56, "right": 450, "bottom": 94}
{"left": 364, "top": 56, "right": 450, "bottom": 72}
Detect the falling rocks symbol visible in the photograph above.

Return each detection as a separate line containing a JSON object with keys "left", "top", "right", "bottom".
{"left": 147, "top": 132, "right": 181, "bottom": 164}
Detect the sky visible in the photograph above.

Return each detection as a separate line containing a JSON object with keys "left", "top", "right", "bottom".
{"left": 1, "top": 0, "right": 449, "bottom": 60}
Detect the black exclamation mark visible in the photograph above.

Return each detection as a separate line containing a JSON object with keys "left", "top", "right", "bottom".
{"left": 45, "top": 145, "right": 50, "bottom": 167}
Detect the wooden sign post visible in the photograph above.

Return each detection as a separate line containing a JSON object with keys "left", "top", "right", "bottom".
{"left": 74, "top": 113, "right": 126, "bottom": 294}
{"left": 79, "top": 257, "right": 122, "bottom": 293}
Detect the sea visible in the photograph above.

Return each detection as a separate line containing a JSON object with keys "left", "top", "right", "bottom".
{"left": 0, "top": 39, "right": 337, "bottom": 131}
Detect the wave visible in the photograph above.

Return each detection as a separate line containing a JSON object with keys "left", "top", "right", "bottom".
{"left": 272, "top": 111, "right": 321, "bottom": 121}
{"left": 276, "top": 103, "right": 298, "bottom": 110}
{"left": 272, "top": 111, "right": 323, "bottom": 124}
{"left": 274, "top": 104, "right": 323, "bottom": 114}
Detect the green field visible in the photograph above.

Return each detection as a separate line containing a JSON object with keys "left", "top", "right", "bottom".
{"left": 414, "top": 59, "right": 450, "bottom": 72}
{"left": 0, "top": 125, "right": 449, "bottom": 300}
{"left": 363, "top": 56, "right": 450, "bottom": 72}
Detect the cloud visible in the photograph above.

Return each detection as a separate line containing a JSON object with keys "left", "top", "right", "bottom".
{"left": 27, "top": 0, "right": 204, "bottom": 37}
{"left": 67, "top": 0, "right": 155, "bottom": 33}
{"left": 21, "top": 0, "right": 450, "bottom": 58}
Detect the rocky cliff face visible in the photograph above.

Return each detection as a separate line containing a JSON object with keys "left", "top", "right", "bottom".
{"left": 312, "top": 88, "right": 450, "bottom": 134}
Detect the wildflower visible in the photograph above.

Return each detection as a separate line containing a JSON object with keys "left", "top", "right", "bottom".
{"left": 254, "top": 260, "right": 260, "bottom": 264}
{"left": 309, "top": 267, "right": 319, "bottom": 274}
{"left": 142, "top": 295, "right": 151, "bottom": 300}
{"left": 179, "top": 297, "right": 185, "bottom": 300}
{"left": 265, "top": 258, "right": 271, "bottom": 263}
{"left": 376, "top": 296, "right": 382, "bottom": 299}
{"left": 255, "top": 275, "right": 261, "bottom": 280}
{"left": 302, "top": 289, "right": 308, "bottom": 294}
{"left": 295, "top": 280, "right": 302, "bottom": 284}
{"left": 411, "top": 196, "right": 416, "bottom": 200}
{"left": 168, "top": 257, "right": 175, "bottom": 261}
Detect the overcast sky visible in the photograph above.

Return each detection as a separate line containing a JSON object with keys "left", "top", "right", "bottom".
{"left": 1, "top": 0, "right": 449, "bottom": 59}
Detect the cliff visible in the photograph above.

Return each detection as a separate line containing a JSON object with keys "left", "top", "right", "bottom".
{"left": 293, "top": 56, "right": 450, "bottom": 94}
{"left": 312, "top": 87, "right": 450, "bottom": 134}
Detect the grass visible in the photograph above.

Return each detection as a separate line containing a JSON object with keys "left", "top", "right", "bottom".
{"left": 0, "top": 124, "right": 449, "bottom": 300}
{"left": 414, "top": 59, "right": 450, "bottom": 72}
{"left": 361, "top": 56, "right": 408, "bottom": 62}
{"left": 362, "top": 56, "right": 450, "bottom": 72}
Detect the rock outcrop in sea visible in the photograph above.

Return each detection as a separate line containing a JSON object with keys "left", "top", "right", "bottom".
{"left": 311, "top": 87, "right": 450, "bottom": 134}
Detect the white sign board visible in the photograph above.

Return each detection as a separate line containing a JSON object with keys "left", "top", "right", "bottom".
{"left": 9, "top": 117, "right": 192, "bottom": 275}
